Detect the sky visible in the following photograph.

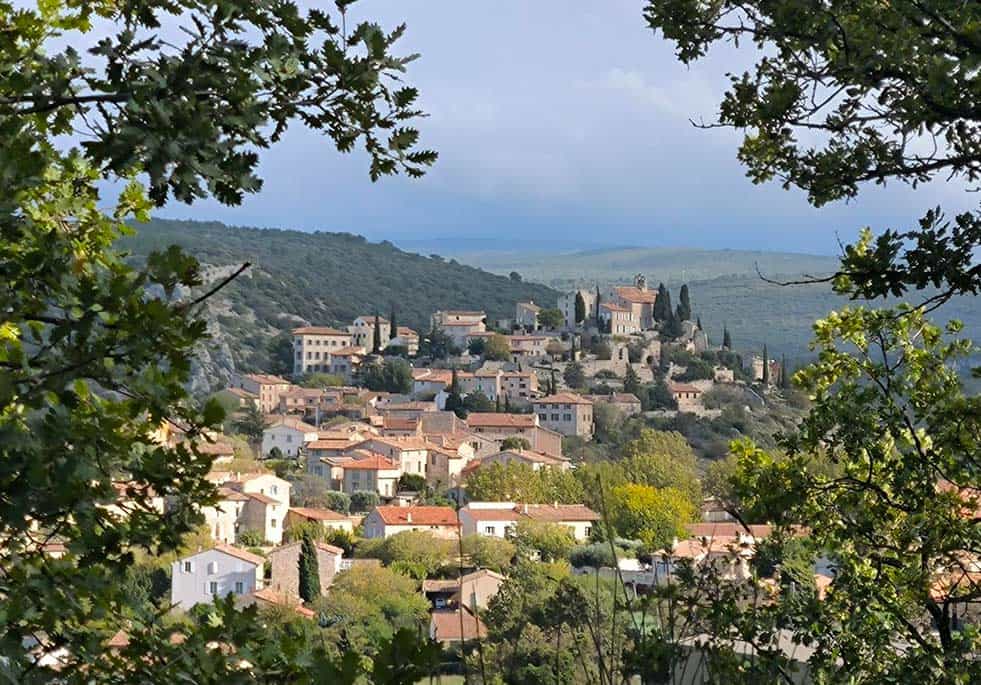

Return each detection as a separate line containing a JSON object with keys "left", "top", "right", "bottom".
{"left": 154, "top": 0, "right": 971, "bottom": 255}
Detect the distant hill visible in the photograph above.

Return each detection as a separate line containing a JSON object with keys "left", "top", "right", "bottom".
{"left": 426, "top": 244, "right": 981, "bottom": 365}
{"left": 119, "top": 218, "right": 558, "bottom": 391}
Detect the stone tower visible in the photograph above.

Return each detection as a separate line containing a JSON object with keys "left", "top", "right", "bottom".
{"left": 635, "top": 274, "right": 647, "bottom": 291}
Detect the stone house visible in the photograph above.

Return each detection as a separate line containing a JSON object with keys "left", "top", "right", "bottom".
{"left": 669, "top": 382, "right": 703, "bottom": 412}
{"left": 340, "top": 452, "right": 402, "bottom": 497}
{"left": 557, "top": 289, "right": 596, "bottom": 330}
{"left": 349, "top": 315, "right": 391, "bottom": 351}
{"left": 587, "top": 392, "right": 642, "bottom": 416}
{"left": 291, "top": 326, "right": 353, "bottom": 376}
{"left": 391, "top": 326, "right": 419, "bottom": 355}
{"left": 514, "top": 301, "right": 541, "bottom": 331}
{"left": 262, "top": 416, "right": 319, "bottom": 457}
{"left": 361, "top": 505, "right": 460, "bottom": 539}
{"left": 599, "top": 302, "right": 640, "bottom": 335}
{"left": 459, "top": 502, "right": 599, "bottom": 542}
{"left": 432, "top": 310, "right": 487, "bottom": 350}
{"left": 229, "top": 373, "right": 292, "bottom": 414}
{"left": 285, "top": 507, "right": 354, "bottom": 534}
{"left": 532, "top": 393, "right": 594, "bottom": 438}
{"left": 267, "top": 539, "right": 344, "bottom": 599}
{"left": 170, "top": 545, "right": 264, "bottom": 609}
{"left": 611, "top": 275, "right": 657, "bottom": 330}
{"left": 360, "top": 436, "right": 429, "bottom": 479}
{"left": 461, "top": 449, "right": 571, "bottom": 477}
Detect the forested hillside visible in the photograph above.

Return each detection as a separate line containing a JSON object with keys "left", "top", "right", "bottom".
{"left": 119, "top": 218, "right": 557, "bottom": 389}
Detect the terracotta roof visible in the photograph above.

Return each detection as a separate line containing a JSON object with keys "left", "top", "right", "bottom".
{"left": 522, "top": 504, "right": 600, "bottom": 522}
{"left": 439, "top": 310, "right": 486, "bottom": 316}
{"left": 330, "top": 346, "right": 365, "bottom": 356}
{"left": 467, "top": 413, "right": 537, "bottom": 428}
{"left": 494, "top": 449, "right": 568, "bottom": 465}
{"left": 441, "top": 321, "right": 484, "bottom": 327}
{"left": 194, "top": 440, "right": 236, "bottom": 456}
{"left": 430, "top": 606, "right": 486, "bottom": 642}
{"left": 614, "top": 286, "right": 657, "bottom": 304}
{"left": 217, "top": 486, "right": 251, "bottom": 502}
{"left": 245, "top": 492, "right": 281, "bottom": 506}
{"left": 383, "top": 416, "right": 418, "bottom": 431}
{"left": 372, "top": 505, "right": 459, "bottom": 527}
{"left": 308, "top": 438, "right": 361, "bottom": 450}
{"left": 669, "top": 382, "right": 702, "bottom": 394}
{"left": 600, "top": 302, "right": 631, "bottom": 312}
{"left": 267, "top": 416, "right": 319, "bottom": 432}
{"left": 517, "top": 301, "right": 542, "bottom": 312}
{"left": 368, "top": 436, "right": 431, "bottom": 451}
{"left": 343, "top": 454, "right": 400, "bottom": 470}
{"left": 226, "top": 387, "right": 257, "bottom": 399}
{"left": 211, "top": 543, "right": 265, "bottom": 566}
{"left": 412, "top": 368, "right": 454, "bottom": 383}
{"left": 292, "top": 326, "right": 350, "bottom": 336}
{"left": 422, "top": 579, "right": 460, "bottom": 593}
{"left": 249, "top": 588, "right": 316, "bottom": 618}
{"left": 459, "top": 505, "right": 522, "bottom": 521}
{"left": 289, "top": 507, "right": 349, "bottom": 522}
{"left": 355, "top": 315, "right": 390, "bottom": 324}
{"left": 281, "top": 388, "right": 325, "bottom": 399}
{"left": 242, "top": 373, "right": 290, "bottom": 385}
{"left": 686, "top": 523, "right": 773, "bottom": 539}
{"left": 397, "top": 326, "right": 418, "bottom": 337}
{"left": 533, "top": 393, "right": 593, "bottom": 406}
{"left": 269, "top": 538, "right": 345, "bottom": 556}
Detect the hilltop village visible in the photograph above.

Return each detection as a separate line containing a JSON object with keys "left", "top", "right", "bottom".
{"left": 96, "top": 273, "right": 810, "bottom": 647}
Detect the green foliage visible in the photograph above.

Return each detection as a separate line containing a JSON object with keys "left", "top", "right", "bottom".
{"left": 500, "top": 436, "right": 532, "bottom": 451}
{"left": 465, "top": 462, "right": 585, "bottom": 504}
{"left": 356, "top": 530, "right": 456, "bottom": 577}
{"left": 537, "top": 307, "right": 564, "bottom": 330}
{"left": 642, "top": 378, "right": 677, "bottom": 410}
{"left": 677, "top": 284, "right": 692, "bottom": 321}
{"left": 238, "top": 528, "right": 266, "bottom": 547}
{"left": 568, "top": 542, "right": 617, "bottom": 569}
{"left": 674, "top": 356, "right": 714, "bottom": 382}
{"left": 350, "top": 490, "right": 381, "bottom": 513}
{"left": 623, "top": 364, "right": 641, "bottom": 395}
{"left": 397, "top": 473, "right": 427, "bottom": 492}
{"left": 608, "top": 484, "right": 695, "bottom": 550}
{"left": 591, "top": 340, "right": 612, "bottom": 360}
{"left": 312, "top": 565, "right": 430, "bottom": 656}
{"left": 298, "top": 533, "right": 321, "bottom": 603}
{"left": 232, "top": 403, "right": 268, "bottom": 450}
{"left": 484, "top": 333, "right": 512, "bottom": 361}
{"left": 361, "top": 358, "right": 413, "bottom": 394}
{"left": 299, "top": 372, "right": 343, "bottom": 388}
{"left": 467, "top": 336, "right": 486, "bottom": 356}
{"left": 513, "top": 521, "right": 576, "bottom": 562}
{"left": 462, "top": 389, "right": 495, "bottom": 414}
{"left": 563, "top": 361, "right": 586, "bottom": 389}
{"left": 460, "top": 534, "right": 516, "bottom": 573}
{"left": 419, "top": 323, "right": 456, "bottom": 360}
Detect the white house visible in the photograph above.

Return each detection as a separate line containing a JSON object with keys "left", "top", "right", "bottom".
{"left": 262, "top": 416, "right": 320, "bottom": 457}
{"left": 361, "top": 505, "right": 459, "bottom": 539}
{"left": 459, "top": 502, "right": 599, "bottom": 542}
{"left": 349, "top": 315, "right": 391, "bottom": 351}
{"left": 340, "top": 452, "right": 403, "bottom": 497}
{"left": 202, "top": 472, "right": 291, "bottom": 545}
{"left": 292, "top": 326, "right": 353, "bottom": 376}
{"left": 170, "top": 544, "right": 264, "bottom": 609}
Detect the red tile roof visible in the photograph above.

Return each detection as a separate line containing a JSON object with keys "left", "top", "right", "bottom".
{"left": 430, "top": 607, "right": 486, "bottom": 642}
{"left": 343, "top": 454, "right": 400, "bottom": 470}
{"left": 534, "top": 393, "right": 593, "bottom": 405}
{"left": 243, "top": 373, "right": 291, "bottom": 385}
{"left": 292, "top": 326, "right": 349, "bottom": 336}
{"left": 211, "top": 543, "right": 265, "bottom": 566}
{"left": 467, "top": 413, "right": 537, "bottom": 428}
{"left": 289, "top": 507, "right": 349, "bottom": 522}
{"left": 522, "top": 504, "right": 600, "bottom": 522}
{"left": 249, "top": 588, "right": 316, "bottom": 618}
{"left": 614, "top": 286, "right": 657, "bottom": 304}
{"left": 372, "top": 505, "right": 459, "bottom": 527}
{"left": 686, "top": 523, "right": 773, "bottom": 539}
{"left": 669, "top": 382, "right": 702, "bottom": 394}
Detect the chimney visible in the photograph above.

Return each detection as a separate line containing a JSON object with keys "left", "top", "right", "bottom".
{"left": 406, "top": 511, "right": 412, "bottom": 523}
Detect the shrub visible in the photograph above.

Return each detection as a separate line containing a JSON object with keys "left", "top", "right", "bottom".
{"left": 350, "top": 490, "right": 381, "bottom": 513}
{"left": 569, "top": 543, "right": 617, "bottom": 569}
{"left": 238, "top": 528, "right": 266, "bottom": 547}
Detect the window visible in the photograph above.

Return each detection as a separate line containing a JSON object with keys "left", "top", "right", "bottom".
{"left": 539, "top": 413, "right": 547, "bottom": 421}
{"left": 484, "top": 526, "right": 496, "bottom": 535}
{"left": 183, "top": 561, "right": 193, "bottom": 573}
{"left": 207, "top": 561, "right": 218, "bottom": 575}
{"left": 270, "top": 484, "right": 278, "bottom": 496}
{"left": 270, "top": 519, "right": 277, "bottom": 528}
{"left": 585, "top": 526, "right": 592, "bottom": 537}
{"left": 563, "top": 413, "right": 572, "bottom": 421}
{"left": 551, "top": 413, "right": 560, "bottom": 421}
{"left": 234, "top": 581, "right": 244, "bottom": 594}
{"left": 209, "top": 581, "right": 218, "bottom": 595}
{"left": 285, "top": 434, "right": 292, "bottom": 443}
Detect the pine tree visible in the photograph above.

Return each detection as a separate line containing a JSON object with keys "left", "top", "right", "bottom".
{"left": 678, "top": 284, "right": 692, "bottom": 321}
{"left": 298, "top": 532, "right": 321, "bottom": 603}
{"left": 574, "top": 291, "right": 586, "bottom": 325}
{"left": 389, "top": 305, "right": 397, "bottom": 340}
{"left": 624, "top": 364, "right": 641, "bottom": 396}
{"left": 722, "top": 325, "right": 732, "bottom": 350}
{"left": 761, "top": 344, "right": 770, "bottom": 385}
{"left": 372, "top": 312, "right": 382, "bottom": 354}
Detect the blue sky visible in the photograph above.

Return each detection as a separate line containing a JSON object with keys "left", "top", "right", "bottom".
{"left": 155, "top": 1, "right": 969, "bottom": 255}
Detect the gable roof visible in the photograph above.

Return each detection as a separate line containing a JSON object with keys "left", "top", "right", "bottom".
{"left": 208, "top": 543, "right": 265, "bottom": 566}
{"left": 288, "top": 507, "right": 349, "bottom": 522}
{"left": 242, "top": 373, "right": 291, "bottom": 385}
{"left": 268, "top": 539, "right": 344, "bottom": 557}
{"left": 522, "top": 504, "right": 600, "bottom": 522}
{"left": 343, "top": 454, "right": 400, "bottom": 471}
{"left": 467, "top": 413, "right": 537, "bottom": 428}
{"left": 533, "top": 393, "right": 593, "bottom": 406}
{"left": 430, "top": 606, "right": 486, "bottom": 642}
{"left": 669, "top": 382, "right": 702, "bottom": 394}
{"left": 248, "top": 588, "right": 316, "bottom": 618}
{"left": 267, "top": 416, "right": 319, "bottom": 432}
{"left": 686, "top": 522, "right": 773, "bottom": 539}
{"left": 614, "top": 286, "right": 657, "bottom": 304}
{"left": 371, "top": 505, "right": 459, "bottom": 527}
{"left": 292, "top": 326, "right": 350, "bottom": 336}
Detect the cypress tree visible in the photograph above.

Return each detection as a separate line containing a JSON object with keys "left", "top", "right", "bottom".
{"left": 594, "top": 285, "right": 602, "bottom": 325}
{"left": 504, "top": 393, "right": 511, "bottom": 411}
{"left": 389, "top": 305, "right": 397, "bottom": 341}
{"left": 762, "top": 344, "right": 770, "bottom": 385}
{"left": 654, "top": 283, "right": 668, "bottom": 321}
{"left": 624, "top": 364, "right": 640, "bottom": 396}
{"left": 574, "top": 292, "right": 586, "bottom": 325}
{"left": 723, "top": 325, "right": 732, "bottom": 350}
{"left": 697, "top": 316, "right": 702, "bottom": 331}
{"left": 495, "top": 394, "right": 501, "bottom": 412}
{"left": 298, "top": 532, "right": 321, "bottom": 603}
{"left": 780, "top": 354, "right": 791, "bottom": 389}
{"left": 570, "top": 335, "right": 577, "bottom": 361}
{"left": 445, "top": 368, "right": 464, "bottom": 417}
{"left": 678, "top": 284, "right": 692, "bottom": 321}
{"left": 372, "top": 312, "right": 382, "bottom": 354}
